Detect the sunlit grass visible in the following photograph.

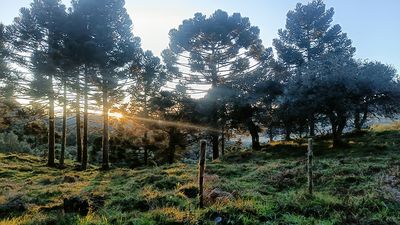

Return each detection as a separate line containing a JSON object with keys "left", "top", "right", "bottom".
{"left": 1, "top": 127, "right": 400, "bottom": 224}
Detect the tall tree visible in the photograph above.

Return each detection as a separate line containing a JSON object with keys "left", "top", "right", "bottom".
{"left": 70, "top": 0, "right": 141, "bottom": 169}
{"left": 9, "top": 0, "right": 67, "bottom": 167}
{"left": 62, "top": 4, "right": 96, "bottom": 167}
{"left": 129, "top": 50, "right": 168, "bottom": 165}
{"left": 273, "top": 0, "right": 355, "bottom": 136}
{"left": 164, "top": 10, "right": 269, "bottom": 159}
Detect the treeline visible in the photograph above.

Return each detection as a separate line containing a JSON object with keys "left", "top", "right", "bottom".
{"left": 0, "top": 0, "right": 398, "bottom": 169}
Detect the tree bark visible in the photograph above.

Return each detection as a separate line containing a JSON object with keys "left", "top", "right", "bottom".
{"left": 75, "top": 76, "right": 82, "bottom": 163}
{"left": 212, "top": 134, "right": 219, "bottom": 160}
{"left": 198, "top": 140, "right": 206, "bottom": 208}
{"left": 284, "top": 125, "right": 291, "bottom": 141}
{"left": 143, "top": 93, "right": 148, "bottom": 166}
{"left": 167, "top": 127, "right": 177, "bottom": 164}
{"left": 331, "top": 113, "right": 347, "bottom": 148}
{"left": 82, "top": 70, "right": 89, "bottom": 170}
{"left": 247, "top": 120, "right": 260, "bottom": 150}
{"left": 168, "top": 145, "right": 175, "bottom": 164}
{"left": 307, "top": 138, "right": 313, "bottom": 196}
{"left": 354, "top": 111, "right": 361, "bottom": 132}
{"left": 60, "top": 80, "right": 67, "bottom": 167}
{"left": 221, "top": 126, "right": 225, "bottom": 156}
{"left": 309, "top": 116, "right": 315, "bottom": 137}
{"left": 48, "top": 74, "right": 55, "bottom": 167}
{"left": 102, "top": 86, "right": 110, "bottom": 170}
{"left": 143, "top": 131, "right": 148, "bottom": 166}
{"left": 360, "top": 109, "right": 368, "bottom": 130}
{"left": 210, "top": 58, "right": 219, "bottom": 160}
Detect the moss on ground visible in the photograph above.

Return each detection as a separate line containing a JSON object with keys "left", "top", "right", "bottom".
{"left": 1, "top": 130, "right": 400, "bottom": 224}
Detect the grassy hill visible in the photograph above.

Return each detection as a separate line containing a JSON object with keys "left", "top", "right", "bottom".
{"left": 1, "top": 129, "right": 400, "bottom": 225}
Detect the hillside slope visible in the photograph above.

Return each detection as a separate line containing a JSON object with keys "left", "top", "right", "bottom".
{"left": 1, "top": 130, "right": 400, "bottom": 225}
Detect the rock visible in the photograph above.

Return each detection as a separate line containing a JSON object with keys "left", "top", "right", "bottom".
{"left": 203, "top": 174, "right": 219, "bottom": 183}
{"left": 63, "top": 175, "right": 79, "bottom": 183}
{"left": 63, "top": 196, "right": 89, "bottom": 216}
{"left": 0, "top": 196, "right": 27, "bottom": 218}
{"left": 206, "top": 188, "right": 235, "bottom": 204}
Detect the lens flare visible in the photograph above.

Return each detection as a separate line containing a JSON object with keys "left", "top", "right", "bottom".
{"left": 109, "top": 112, "right": 124, "bottom": 119}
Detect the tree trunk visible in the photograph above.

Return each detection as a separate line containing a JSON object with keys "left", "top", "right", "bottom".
{"left": 76, "top": 76, "right": 82, "bottom": 163}
{"left": 102, "top": 87, "right": 110, "bottom": 170}
{"left": 307, "top": 138, "right": 313, "bottom": 196}
{"left": 360, "top": 109, "right": 368, "bottom": 130}
{"left": 143, "top": 94, "right": 148, "bottom": 165}
{"left": 167, "top": 127, "right": 177, "bottom": 164}
{"left": 331, "top": 114, "right": 347, "bottom": 148}
{"left": 198, "top": 140, "right": 206, "bottom": 209}
{"left": 168, "top": 145, "right": 176, "bottom": 164}
{"left": 354, "top": 111, "right": 361, "bottom": 132}
{"left": 48, "top": 74, "right": 55, "bottom": 167}
{"left": 332, "top": 130, "right": 340, "bottom": 148}
{"left": 284, "top": 125, "right": 291, "bottom": 141}
{"left": 247, "top": 120, "right": 260, "bottom": 150}
{"left": 211, "top": 105, "right": 219, "bottom": 159}
{"left": 221, "top": 126, "right": 225, "bottom": 156}
{"left": 60, "top": 80, "right": 67, "bottom": 167}
{"left": 330, "top": 115, "right": 340, "bottom": 148}
{"left": 210, "top": 60, "right": 219, "bottom": 160}
{"left": 309, "top": 116, "right": 315, "bottom": 137}
{"left": 82, "top": 71, "right": 88, "bottom": 170}
{"left": 212, "top": 134, "right": 219, "bottom": 160}
{"left": 143, "top": 131, "right": 148, "bottom": 166}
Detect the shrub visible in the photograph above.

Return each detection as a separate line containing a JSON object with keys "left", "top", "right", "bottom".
{"left": 0, "top": 132, "right": 31, "bottom": 153}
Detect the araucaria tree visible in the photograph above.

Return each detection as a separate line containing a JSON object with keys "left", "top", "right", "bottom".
{"left": 163, "top": 9, "right": 268, "bottom": 159}
{"left": 70, "top": 0, "right": 141, "bottom": 169}
{"left": 9, "top": 0, "right": 67, "bottom": 167}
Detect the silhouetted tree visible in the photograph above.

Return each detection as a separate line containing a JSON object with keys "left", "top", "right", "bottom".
{"left": 164, "top": 10, "right": 269, "bottom": 159}
{"left": 273, "top": 0, "right": 355, "bottom": 137}
{"left": 70, "top": 0, "right": 141, "bottom": 169}
{"left": 9, "top": 0, "right": 67, "bottom": 167}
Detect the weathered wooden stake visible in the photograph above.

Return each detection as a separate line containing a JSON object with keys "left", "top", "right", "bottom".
{"left": 199, "top": 140, "right": 206, "bottom": 208}
{"left": 307, "top": 138, "right": 313, "bottom": 196}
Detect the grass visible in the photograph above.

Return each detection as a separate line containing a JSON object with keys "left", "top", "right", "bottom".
{"left": 0, "top": 128, "right": 400, "bottom": 224}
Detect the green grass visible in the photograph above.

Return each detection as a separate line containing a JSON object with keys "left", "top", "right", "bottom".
{"left": 1, "top": 129, "right": 400, "bottom": 224}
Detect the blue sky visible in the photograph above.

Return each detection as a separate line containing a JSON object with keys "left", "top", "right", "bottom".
{"left": 1, "top": 0, "right": 399, "bottom": 71}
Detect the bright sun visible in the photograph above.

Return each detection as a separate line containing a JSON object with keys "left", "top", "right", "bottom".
{"left": 109, "top": 112, "right": 124, "bottom": 119}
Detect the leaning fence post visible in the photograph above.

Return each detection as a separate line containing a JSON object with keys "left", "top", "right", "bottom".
{"left": 307, "top": 138, "right": 313, "bottom": 196}
{"left": 199, "top": 140, "right": 206, "bottom": 208}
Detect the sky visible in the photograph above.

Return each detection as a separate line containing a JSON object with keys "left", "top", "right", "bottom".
{"left": 0, "top": 0, "right": 399, "bottom": 72}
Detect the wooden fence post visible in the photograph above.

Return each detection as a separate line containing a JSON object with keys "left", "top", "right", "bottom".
{"left": 199, "top": 140, "right": 206, "bottom": 208}
{"left": 307, "top": 138, "right": 313, "bottom": 196}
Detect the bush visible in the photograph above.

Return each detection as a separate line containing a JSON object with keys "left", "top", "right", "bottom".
{"left": 0, "top": 132, "right": 31, "bottom": 153}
